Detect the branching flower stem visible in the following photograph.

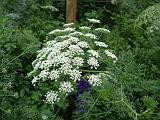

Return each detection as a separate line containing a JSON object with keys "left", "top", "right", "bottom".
{"left": 119, "top": 84, "right": 150, "bottom": 120}
{"left": 102, "top": 84, "right": 151, "bottom": 120}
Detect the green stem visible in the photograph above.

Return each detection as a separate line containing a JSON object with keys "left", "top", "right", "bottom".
{"left": 80, "top": 69, "right": 110, "bottom": 74}
{"left": 54, "top": 106, "right": 61, "bottom": 119}
{"left": 122, "top": 100, "right": 138, "bottom": 116}
{"left": 98, "top": 33, "right": 102, "bottom": 40}
{"left": 87, "top": 97, "right": 99, "bottom": 114}
{"left": 120, "top": 83, "right": 123, "bottom": 101}
{"left": 90, "top": 23, "right": 94, "bottom": 29}
{"left": 104, "top": 99, "right": 121, "bottom": 104}
{"left": 8, "top": 45, "right": 33, "bottom": 64}
{"left": 140, "top": 109, "right": 150, "bottom": 116}
{"left": 120, "top": 84, "right": 138, "bottom": 120}
{"left": 103, "top": 84, "right": 151, "bottom": 120}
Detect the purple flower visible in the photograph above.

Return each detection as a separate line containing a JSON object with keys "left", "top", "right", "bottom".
{"left": 77, "top": 94, "right": 86, "bottom": 113}
{"left": 79, "top": 107, "right": 86, "bottom": 113}
{"left": 76, "top": 79, "right": 90, "bottom": 94}
{"left": 76, "top": 79, "right": 90, "bottom": 113}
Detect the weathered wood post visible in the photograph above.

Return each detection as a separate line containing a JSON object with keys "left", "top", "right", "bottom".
{"left": 66, "top": 0, "right": 77, "bottom": 23}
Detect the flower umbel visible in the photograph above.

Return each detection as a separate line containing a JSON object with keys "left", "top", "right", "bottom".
{"left": 95, "top": 41, "right": 108, "bottom": 48}
{"left": 87, "top": 18, "right": 100, "bottom": 23}
{"left": 104, "top": 50, "right": 118, "bottom": 62}
{"left": 87, "top": 57, "right": 100, "bottom": 69}
{"left": 49, "top": 69, "right": 60, "bottom": 81}
{"left": 95, "top": 28, "right": 110, "bottom": 33}
{"left": 84, "top": 33, "right": 97, "bottom": 39}
{"left": 88, "top": 74, "right": 102, "bottom": 86}
{"left": 29, "top": 19, "right": 117, "bottom": 104}
{"left": 59, "top": 81, "right": 74, "bottom": 94}
{"left": 45, "top": 91, "right": 60, "bottom": 104}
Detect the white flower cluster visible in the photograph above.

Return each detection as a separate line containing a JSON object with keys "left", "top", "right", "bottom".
{"left": 72, "top": 57, "right": 84, "bottom": 67}
{"left": 88, "top": 50, "right": 99, "bottom": 58}
{"left": 63, "top": 23, "right": 74, "bottom": 27}
{"left": 77, "top": 41, "right": 89, "bottom": 48}
{"left": 95, "top": 41, "right": 108, "bottom": 48}
{"left": 79, "top": 26, "right": 91, "bottom": 30}
{"left": 31, "top": 76, "right": 39, "bottom": 86}
{"left": 59, "top": 81, "right": 74, "bottom": 94}
{"left": 49, "top": 69, "right": 60, "bottom": 81}
{"left": 87, "top": 18, "right": 100, "bottom": 23}
{"left": 64, "top": 28, "right": 75, "bottom": 32}
{"left": 95, "top": 28, "right": 110, "bottom": 33}
{"left": 84, "top": 33, "right": 97, "bottom": 39}
{"left": 29, "top": 20, "right": 117, "bottom": 104}
{"left": 69, "top": 31, "right": 84, "bottom": 37}
{"left": 88, "top": 74, "right": 102, "bottom": 86}
{"left": 87, "top": 57, "right": 99, "bottom": 69}
{"left": 69, "top": 69, "right": 82, "bottom": 81}
{"left": 104, "top": 50, "right": 118, "bottom": 63}
{"left": 48, "top": 28, "right": 75, "bottom": 35}
{"left": 45, "top": 91, "right": 60, "bottom": 104}
{"left": 41, "top": 5, "right": 59, "bottom": 12}
{"left": 48, "top": 29, "right": 64, "bottom": 35}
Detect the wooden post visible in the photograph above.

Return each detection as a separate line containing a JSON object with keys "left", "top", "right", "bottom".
{"left": 66, "top": 0, "right": 77, "bottom": 23}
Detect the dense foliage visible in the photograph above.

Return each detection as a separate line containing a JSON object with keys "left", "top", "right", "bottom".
{"left": 0, "top": 0, "right": 160, "bottom": 120}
